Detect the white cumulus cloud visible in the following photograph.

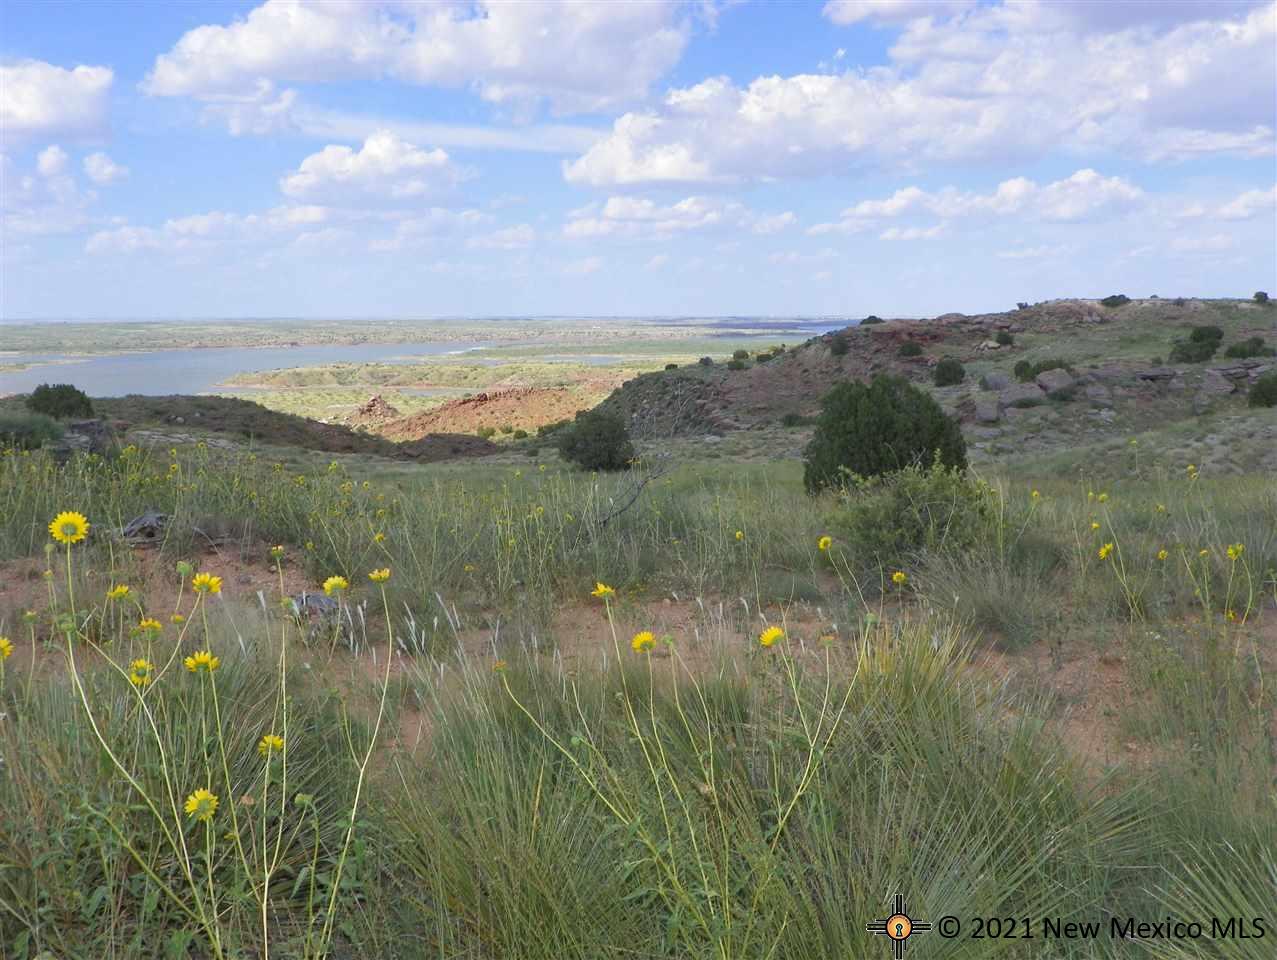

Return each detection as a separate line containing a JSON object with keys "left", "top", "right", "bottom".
{"left": 280, "top": 131, "right": 460, "bottom": 201}
{"left": 0, "top": 60, "right": 113, "bottom": 140}
{"left": 83, "top": 152, "right": 129, "bottom": 184}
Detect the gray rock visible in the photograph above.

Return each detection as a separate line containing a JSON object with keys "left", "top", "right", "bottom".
{"left": 981, "top": 372, "right": 1010, "bottom": 391}
{"left": 998, "top": 382, "right": 1046, "bottom": 408}
{"left": 975, "top": 395, "right": 1001, "bottom": 423}
{"left": 1137, "top": 367, "right": 1178, "bottom": 381}
{"left": 1035, "top": 368, "right": 1075, "bottom": 393}
{"left": 1199, "top": 371, "right": 1235, "bottom": 397}
{"left": 1083, "top": 383, "right": 1113, "bottom": 406}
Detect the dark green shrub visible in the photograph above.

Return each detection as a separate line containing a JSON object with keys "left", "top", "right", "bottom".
{"left": 1100, "top": 294, "right": 1130, "bottom": 308}
{"left": 1223, "top": 337, "right": 1276, "bottom": 359}
{"left": 828, "top": 334, "right": 849, "bottom": 356}
{"left": 1250, "top": 371, "right": 1277, "bottom": 408}
{"left": 1255, "top": 291, "right": 1269, "bottom": 304}
{"left": 898, "top": 341, "right": 922, "bottom": 357}
{"left": 780, "top": 412, "right": 814, "bottom": 428}
{"left": 1016, "top": 302, "right": 1029, "bottom": 310}
{"left": 1151, "top": 356, "right": 1163, "bottom": 366}
{"left": 1172, "top": 298, "right": 1186, "bottom": 307}
{"left": 512, "top": 429, "right": 529, "bottom": 440}
{"left": 664, "top": 363, "right": 678, "bottom": 370}
{"left": 1169, "top": 339, "right": 1219, "bottom": 363}
{"left": 726, "top": 359, "right": 747, "bottom": 371}
{"left": 802, "top": 374, "right": 966, "bottom": 493}
{"left": 26, "top": 383, "right": 93, "bottom": 419}
{"left": 755, "top": 352, "right": 774, "bottom": 364}
{"left": 827, "top": 460, "right": 996, "bottom": 568}
{"left": 1013, "top": 360, "right": 1033, "bottom": 381}
{"left": 995, "top": 331, "right": 1014, "bottom": 346}
{"left": 537, "top": 419, "right": 569, "bottom": 437}
{"left": 861, "top": 315, "right": 884, "bottom": 325}
{"left": 732, "top": 349, "right": 749, "bottom": 360}
{"left": 698, "top": 356, "right": 713, "bottom": 366}
{"left": 555, "top": 409, "right": 634, "bottom": 472}
{"left": 0, "top": 412, "right": 64, "bottom": 449}
{"left": 1189, "top": 325, "right": 1223, "bottom": 344}
{"left": 499, "top": 424, "right": 514, "bottom": 435}
{"left": 477, "top": 426, "right": 496, "bottom": 439}
{"left": 933, "top": 358, "right": 965, "bottom": 386}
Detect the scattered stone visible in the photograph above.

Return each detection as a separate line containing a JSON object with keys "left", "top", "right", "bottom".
{"left": 1035, "top": 368, "right": 1075, "bottom": 393}
{"left": 998, "top": 382, "right": 1045, "bottom": 407}
{"left": 1137, "top": 367, "right": 1178, "bottom": 381}
{"left": 122, "top": 509, "right": 168, "bottom": 546}
{"left": 981, "top": 372, "right": 1010, "bottom": 391}
{"left": 1083, "top": 383, "right": 1113, "bottom": 407}
{"left": 975, "top": 395, "right": 1001, "bottom": 423}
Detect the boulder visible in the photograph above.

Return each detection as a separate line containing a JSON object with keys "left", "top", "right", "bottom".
{"left": 1035, "top": 368, "right": 1075, "bottom": 393}
{"left": 1083, "top": 383, "right": 1113, "bottom": 407}
{"left": 999, "top": 382, "right": 1045, "bottom": 408}
{"left": 974, "top": 395, "right": 1001, "bottom": 423}
{"left": 981, "top": 372, "right": 1010, "bottom": 391}
{"left": 1137, "top": 367, "right": 1178, "bottom": 381}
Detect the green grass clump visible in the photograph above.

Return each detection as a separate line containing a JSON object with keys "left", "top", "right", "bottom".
{"left": 0, "top": 411, "right": 63, "bottom": 450}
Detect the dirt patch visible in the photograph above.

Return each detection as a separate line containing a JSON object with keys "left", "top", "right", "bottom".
{"left": 380, "top": 386, "right": 604, "bottom": 440}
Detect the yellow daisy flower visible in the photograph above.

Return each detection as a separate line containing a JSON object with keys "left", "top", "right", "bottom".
{"left": 128, "top": 658, "right": 155, "bottom": 687}
{"left": 1097, "top": 493, "right": 1109, "bottom": 503}
{"left": 184, "top": 650, "right": 220, "bottom": 673}
{"left": 1031, "top": 490, "right": 1040, "bottom": 500}
{"left": 631, "top": 630, "right": 656, "bottom": 653}
{"left": 323, "top": 575, "right": 349, "bottom": 596}
{"left": 1156, "top": 549, "right": 1168, "bottom": 561}
{"left": 817, "top": 535, "right": 832, "bottom": 552}
{"left": 1226, "top": 543, "right": 1244, "bottom": 561}
{"left": 136, "top": 618, "right": 163, "bottom": 636}
{"left": 49, "top": 511, "right": 89, "bottom": 545}
{"left": 191, "top": 572, "right": 222, "bottom": 594}
{"left": 170, "top": 613, "right": 186, "bottom": 624}
{"left": 735, "top": 530, "right": 744, "bottom": 541}
{"left": 891, "top": 570, "right": 908, "bottom": 585}
{"left": 258, "top": 733, "right": 285, "bottom": 758}
{"left": 184, "top": 788, "right": 218, "bottom": 822}
{"left": 590, "top": 582, "right": 615, "bottom": 599}
{"left": 373, "top": 532, "right": 386, "bottom": 543}
{"left": 106, "top": 584, "right": 131, "bottom": 601}
{"left": 759, "top": 626, "right": 784, "bottom": 648}
{"left": 368, "top": 568, "right": 391, "bottom": 583}
{"left": 1098, "top": 543, "right": 1114, "bottom": 560}
{"left": 1091, "top": 521, "right": 1101, "bottom": 530}
{"left": 0, "top": 636, "right": 12, "bottom": 660}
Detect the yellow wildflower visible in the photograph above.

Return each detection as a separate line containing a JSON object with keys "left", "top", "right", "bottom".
{"left": 1099, "top": 543, "right": 1114, "bottom": 560}
{"left": 1097, "top": 493, "right": 1108, "bottom": 503}
{"left": 258, "top": 734, "right": 285, "bottom": 758}
{"left": 136, "top": 618, "right": 163, "bottom": 636}
{"left": 0, "top": 636, "right": 12, "bottom": 660}
{"left": 1155, "top": 503, "right": 1166, "bottom": 513}
{"left": 463, "top": 564, "right": 476, "bottom": 573}
{"left": 735, "top": 530, "right": 744, "bottom": 541}
{"left": 1091, "top": 521, "right": 1101, "bottom": 531}
{"left": 1199, "top": 548, "right": 1209, "bottom": 557}
{"left": 373, "top": 532, "right": 386, "bottom": 543}
{"left": 492, "top": 659, "right": 507, "bottom": 673}
{"left": 1031, "top": 490, "right": 1040, "bottom": 500}
{"left": 171, "top": 613, "right": 186, "bottom": 624}
{"left": 1156, "top": 549, "right": 1168, "bottom": 561}
{"left": 322, "top": 575, "right": 349, "bottom": 596}
{"left": 191, "top": 572, "right": 222, "bottom": 594}
{"left": 106, "top": 584, "right": 131, "bottom": 601}
{"left": 817, "top": 535, "right": 832, "bottom": 552}
{"left": 1226, "top": 543, "right": 1244, "bottom": 561}
{"left": 184, "top": 650, "right": 220, "bottom": 673}
{"left": 49, "top": 511, "right": 89, "bottom": 545}
{"left": 759, "top": 626, "right": 784, "bottom": 648}
{"left": 269, "top": 545, "right": 285, "bottom": 559}
{"left": 590, "top": 582, "right": 615, "bottom": 599}
{"left": 891, "top": 570, "right": 908, "bottom": 585}
{"left": 1225, "top": 609, "right": 1237, "bottom": 622}
{"left": 631, "top": 630, "right": 656, "bottom": 653}
{"left": 184, "top": 788, "right": 218, "bottom": 822}
{"left": 368, "top": 568, "right": 391, "bottom": 583}
{"left": 128, "top": 658, "right": 155, "bottom": 687}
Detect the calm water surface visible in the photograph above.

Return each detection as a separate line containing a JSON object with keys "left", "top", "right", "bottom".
{"left": 0, "top": 342, "right": 484, "bottom": 397}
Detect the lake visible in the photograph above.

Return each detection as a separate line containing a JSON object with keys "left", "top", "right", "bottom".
{"left": 0, "top": 342, "right": 484, "bottom": 398}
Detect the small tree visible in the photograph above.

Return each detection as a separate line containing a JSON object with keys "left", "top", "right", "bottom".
{"left": 898, "top": 341, "right": 923, "bottom": 357}
{"left": 555, "top": 409, "right": 634, "bottom": 471}
{"left": 828, "top": 334, "right": 849, "bottom": 356}
{"left": 1100, "top": 294, "right": 1130, "bottom": 308}
{"left": 802, "top": 374, "right": 966, "bottom": 493}
{"left": 995, "top": 331, "right": 1014, "bottom": 346}
{"left": 933, "top": 358, "right": 965, "bottom": 386}
{"left": 732, "top": 349, "right": 750, "bottom": 360}
{"left": 26, "top": 383, "right": 93, "bottom": 419}
{"left": 861, "top": 315, "right": 884, "bottom": 325}
{"left": 1250, "top": 371, "right": 1277, "bottom": 407}
{"left": 1189, "top": 325, "right": 1223, "bottom": 344}
{"left": 1254, "top": 291, "right": 1269, "bottom": 304}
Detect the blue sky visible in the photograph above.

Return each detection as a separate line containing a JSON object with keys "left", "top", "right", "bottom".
{"left": 2, "top": 0, "right": 1274, "bottom": 319}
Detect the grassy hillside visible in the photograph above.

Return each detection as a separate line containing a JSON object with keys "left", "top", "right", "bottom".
{"left": 0, "top": 301, "right": 1274, "bottom": 959}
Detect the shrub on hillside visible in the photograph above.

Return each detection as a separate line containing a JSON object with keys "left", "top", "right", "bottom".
{"left": 1172, "top": 297, "right": 1187, "bottom": 307}
{"left": 802, "top": 374, "right": 967, "bottom": 493}
{"left": 1016, "top": 302, "right": 1030, "bottom": 310}
{"left": 755, "top": 352, "right": 774, "bottom": 363}
{"left": 664, "top": 363, "right": 678, "bottom": 370}
{"left": 26, "top": 383, "right": 93, "bottom": 419}
{"left": 537, "top": 419, "right": 569, "bottom": 437}
{"left": 827, "top": 460, "right": 996, "bottom": 568}
{"left": 477, "top": 426, "right": 496, "bottom": 439}
{"left": 828, "top": 334, "right": 849, "bottom": 356}
{"left": 995, "top": 331, "right": 1015, "bottom": 346}
{"left": 1189, "top": 325, "right": 1223, "bottom": 344}
{"left": 732, "top": 349, "right": 749, "bottom": 360}
{"left": 1223, "top": 337, "right": 1276, "bottom": 359}
{"left": 1250, "top": 371, "right": 1277, "bottom": 408}
{"left": 698, "top": 356, "right": 713, "bottom": 367}
{"left": 1255, "top": 291, "right": 1269, "bottom": 304}
{"left": 726, "top": 359, "right": 747, "bottom": 371}
{"left": 780, "top": 412, "right": 814, "bottom": 428}
{"left": 933, "top": 358, "right": 965, "bottom": 386}
{"left": 1100, "top": 294, "right": 1130, "bottom": 308}
{"left": 898, "top": 341, "right": 923, "bottom": 357}
{"left": 1014, "top": 359, "right": 1071, "bottom": 382}
{"left": 555, "top": 409, "right": 634, "bottom": 472}
{"left": 513, "top": 429, "right": 529, "bottom": 440}
{"left": 0, "top": 412, "right": 64, "bottom": 450}
{"left": 861, "top": 315, "right": 884, "bottom": 325}
{"left": 1169, "top": 339, "right": 1219, "bottom": 364}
